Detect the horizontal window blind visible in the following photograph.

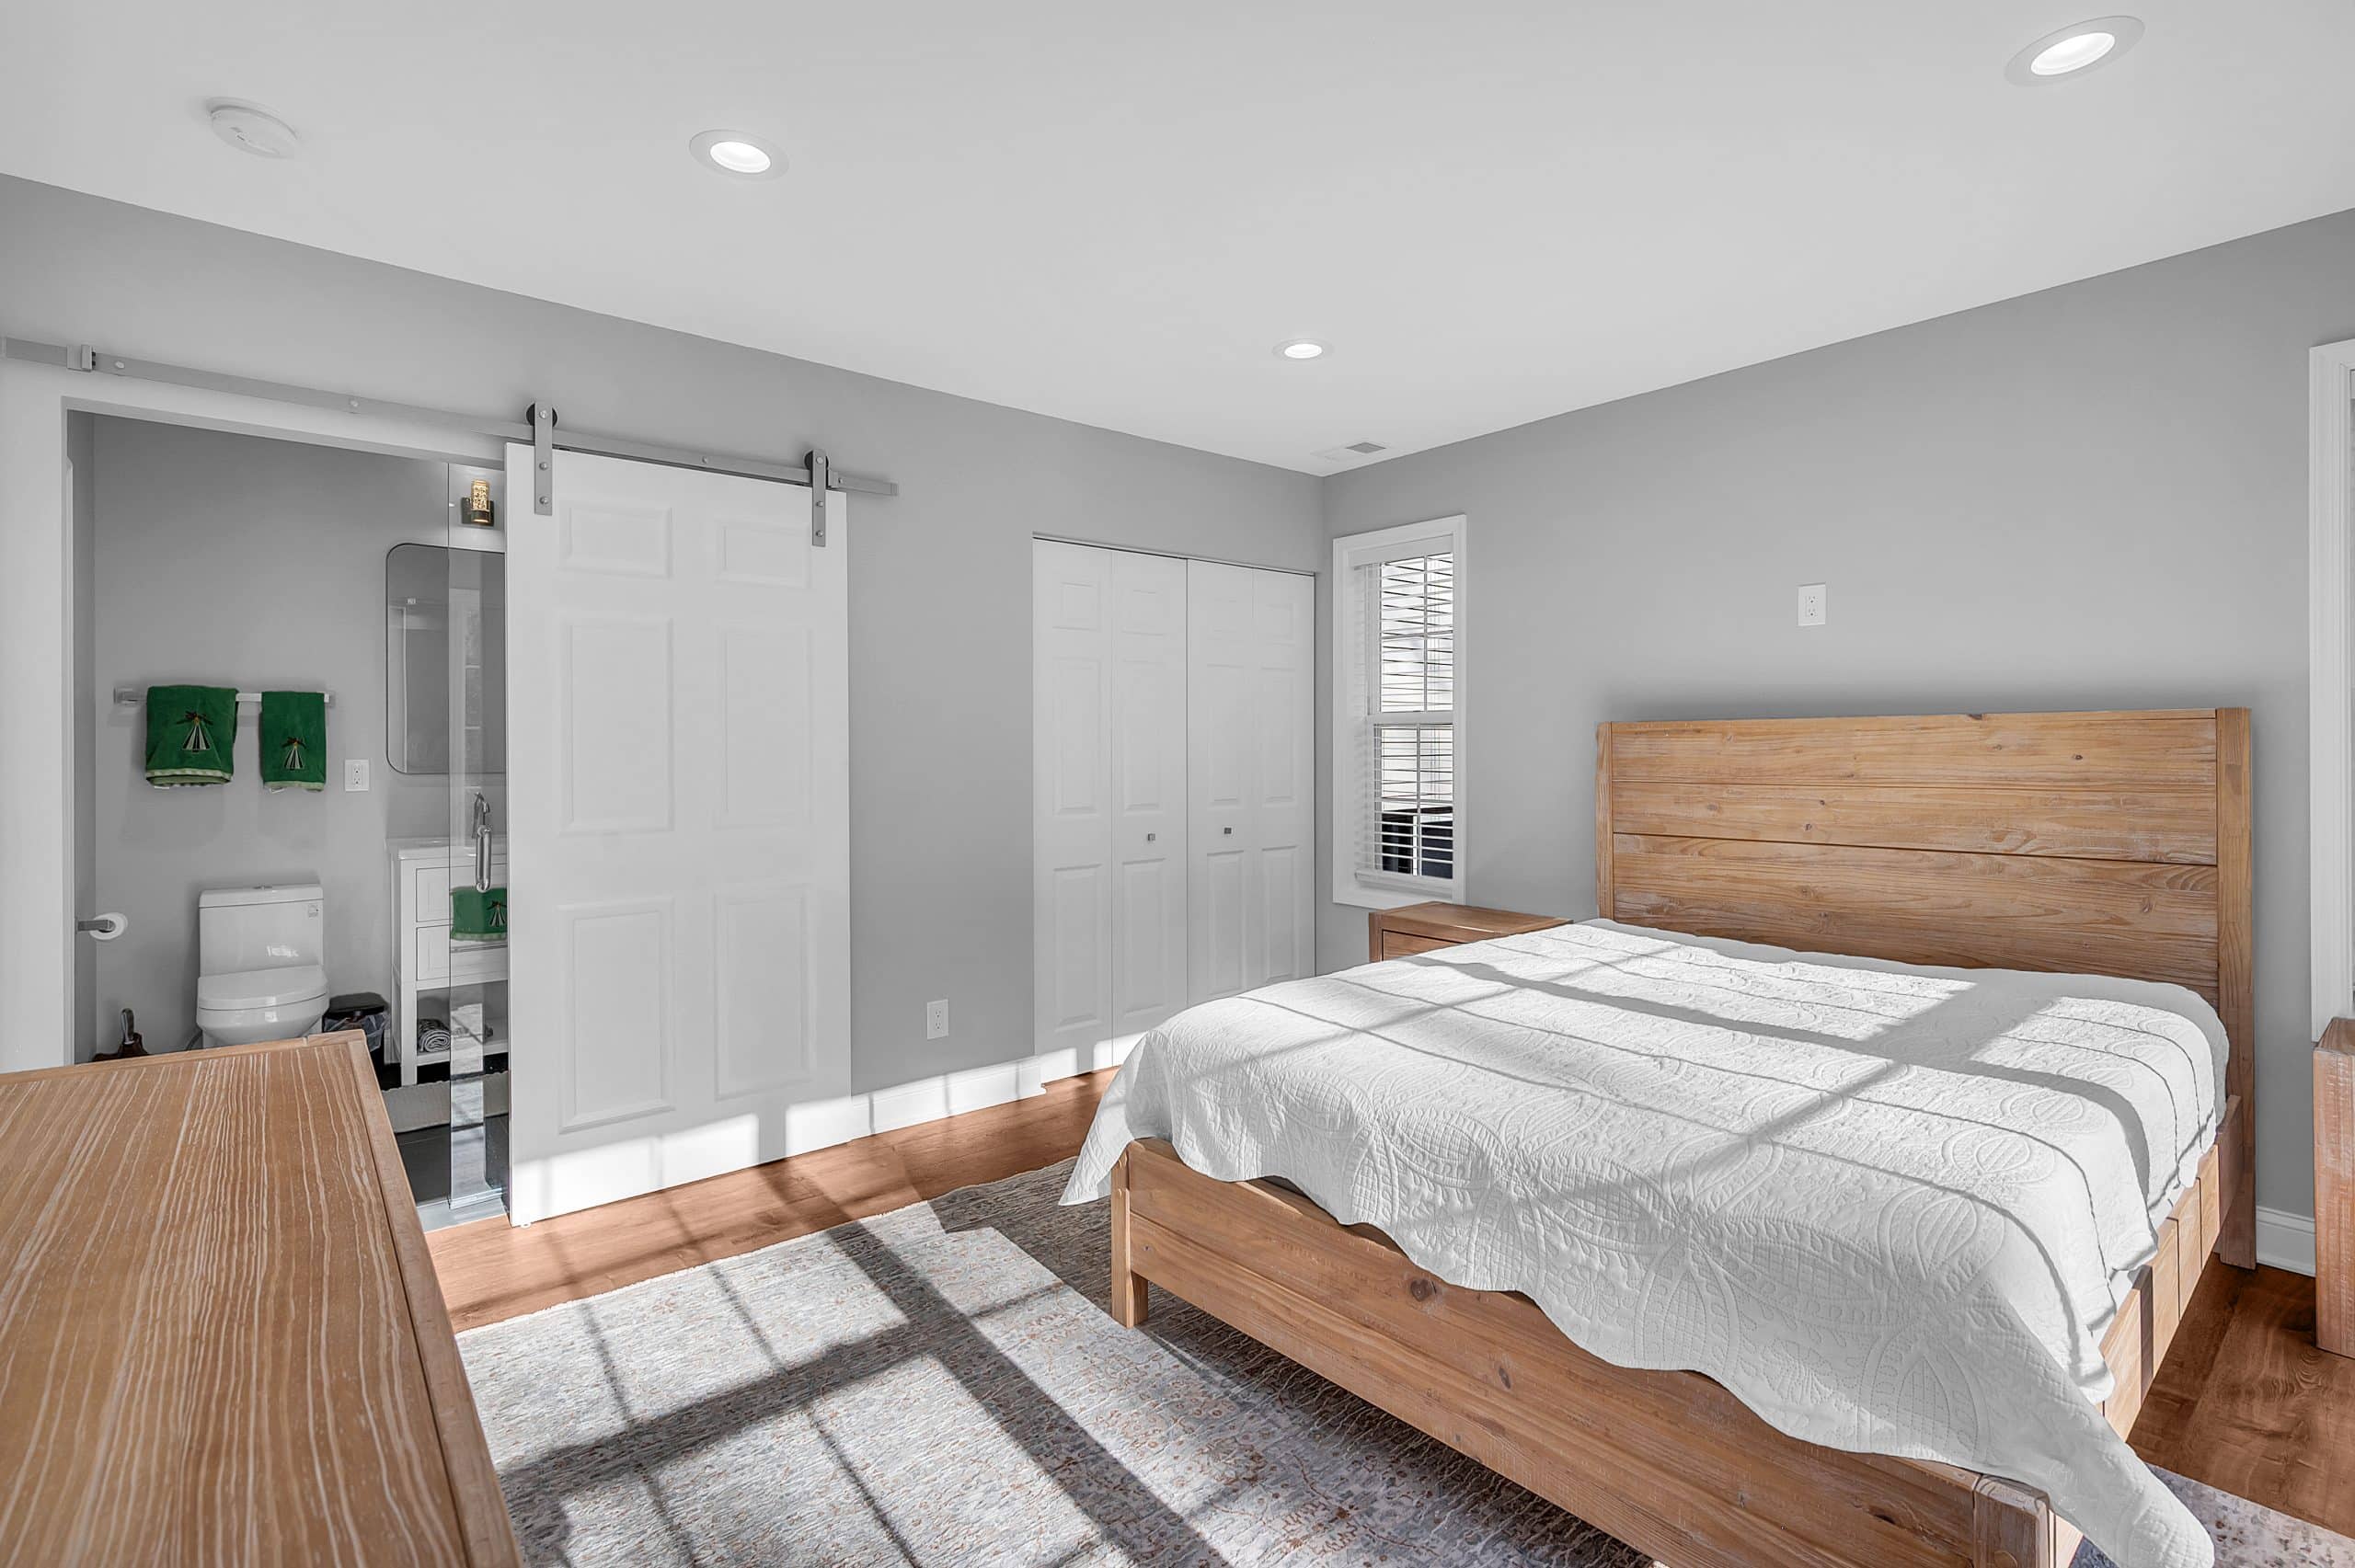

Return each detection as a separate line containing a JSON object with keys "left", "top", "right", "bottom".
{"left": 1355, "top": 551, "right": 1455, "bottom": 885}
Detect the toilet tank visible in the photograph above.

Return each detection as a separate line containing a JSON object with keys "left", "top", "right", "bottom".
{"left": 197, "top": 882, "right": 325, "bottom": 974}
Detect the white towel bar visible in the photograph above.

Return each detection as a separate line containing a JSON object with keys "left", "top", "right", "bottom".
{"left": 112, "top": 687, "right": 334, "bottom": 707}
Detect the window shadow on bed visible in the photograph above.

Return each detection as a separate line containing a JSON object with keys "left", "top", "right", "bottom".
{"left": 1441, "top": 954, "right": 2202, "bottom": 1201}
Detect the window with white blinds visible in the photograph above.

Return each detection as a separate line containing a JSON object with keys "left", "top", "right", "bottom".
{"left": 1332, "top": 516, "right": 1466, "bottom": 908}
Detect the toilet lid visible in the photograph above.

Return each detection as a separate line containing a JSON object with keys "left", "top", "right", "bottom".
{"left": 197, "top": 964, "right": 327, "bottom": 1012}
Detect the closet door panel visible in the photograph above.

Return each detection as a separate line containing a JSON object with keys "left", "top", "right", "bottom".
{"left": 1108, "top": 550, "right": 1189, "bottom": 1036}
{"left": 1188, "top": 562, "right": 1250, "bottom": 1001}
{"left": 1253, "top": 569, "right": 1315, "bottom": 986}
{"left": 1188, "top": 561, "right": 1314, "bottom": 1001}
{"left": 1033, "top": 542, "right": 1115, "bottom": 1060}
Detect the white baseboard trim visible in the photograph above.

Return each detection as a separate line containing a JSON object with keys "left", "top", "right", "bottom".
{"left": 2257, "top": 1205, "right": 2318, "bottom": 1276}
{"left": 867, "top": 1042, "right": 1135, "bottom": 1138}
{"left": 869, "top": 1060, "right": 1030, "bottom": 1135}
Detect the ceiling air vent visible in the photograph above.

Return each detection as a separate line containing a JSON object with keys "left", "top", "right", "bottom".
{"left": 1313, "top": 441, "right": 1389, "bottom": 463}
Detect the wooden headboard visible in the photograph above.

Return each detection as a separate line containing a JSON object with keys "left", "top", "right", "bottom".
{"left": 1594, "top": 708, "right": 2253, "bottom": 1263}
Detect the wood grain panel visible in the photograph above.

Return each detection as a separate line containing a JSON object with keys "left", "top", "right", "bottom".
{"left": 1608, "top": 832, "right": 2222, "bottom": 998}
{"left": 2322, "top": 1020, "right": 2355, "bottom": 1358}
{"left": 0, "top": 1036, "right": 517, "bottom": 1567}
{"left": 1608, "top": 711, "right": 2218, "bottom": 790}
{"left": 1608, "top": 780, "right": 2217, "bottom": 864}
{"left": 1366, "top": 903, "right": 1568, "bottom": 963}
{"left": 2215, "top": 707, "right": 2256, "bottom": 1268}
{"left": 1380, "top": 932, "right": 1458, "bottom": 959}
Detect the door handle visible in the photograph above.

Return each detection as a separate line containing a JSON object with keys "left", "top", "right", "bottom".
{"left": 77, "top": 912, "right": 127, "bottom": 941}
{"left": 471, "top": 792, "right": 494, "bottom": 893}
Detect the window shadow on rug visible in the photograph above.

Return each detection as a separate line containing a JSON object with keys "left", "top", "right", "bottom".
{"left": 488, "top": 1168, "right": 1238, "bottom": 1566}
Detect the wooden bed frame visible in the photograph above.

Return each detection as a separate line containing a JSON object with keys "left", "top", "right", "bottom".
{"left": 1109, "top": 709, "right": 2253, "bottom": 1568}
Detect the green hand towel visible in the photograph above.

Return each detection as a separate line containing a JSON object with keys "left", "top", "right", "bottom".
{"left": 259, "top": 691, "right": 327, "bottom": 791}
{"left": 451, "top": 887, "right": 508, "bottom": 944}
{"left": 144, "top": 685, "right": 236, "bottom": 786}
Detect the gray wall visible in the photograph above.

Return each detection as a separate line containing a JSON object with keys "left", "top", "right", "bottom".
{"left": 1321, "top": 207, "right": 2355, "bottom": 1224}
{"left": 2, "top": 174, "right": 1324, "bottom": 1092}
{"left": 87, "top": 418, "right": 458, "bottom": 1053}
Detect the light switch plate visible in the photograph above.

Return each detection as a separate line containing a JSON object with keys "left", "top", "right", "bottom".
{"left": 344, "top": 758, "right": 371, "bottom": 792}
{"left": 1797, "top": 583, "right": 1828, "bottom": 627}
{"left": 926, "top": 999, "right": 949, "bottom": 1040}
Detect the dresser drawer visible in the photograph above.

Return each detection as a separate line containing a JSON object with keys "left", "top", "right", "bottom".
{"left": 1368, "top": 901, "right": 1567, "bottom": 962}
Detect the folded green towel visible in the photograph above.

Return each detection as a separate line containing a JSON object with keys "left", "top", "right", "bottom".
{"left": 144, "top": 685, "right": 236, "bottom": 786}
{"left": 451, "top": 887, "right": 508, "bottom": 944}
{"left": 259, "top": 691, "right": 327, "bottom": 791}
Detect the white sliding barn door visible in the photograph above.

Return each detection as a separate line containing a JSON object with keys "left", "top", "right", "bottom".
{"left": 1188, "top": 561, "right": 1315, "bottom": 1001}
{"left": 506, "top": 446, "right": 850, "bottom": 1224}
{"left": 1032, "top": 541, "right": 1188, "bottom": 1074}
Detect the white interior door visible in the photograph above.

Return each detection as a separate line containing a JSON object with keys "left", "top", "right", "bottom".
{"left": 1107, "top": 550, "right": 1189, "bottom": 1037}
{"left": 1188, "top": 560, "right": 1314, "bottom": 1001}
{"left": 506, "top": 445, "right": 850, "bottom": 1224}
{"left": 1032, "top": 541, "right": 1114, "bottom": 1070}
{"left": 1032, "top": 541, "right": 1188, "bottom": 1074}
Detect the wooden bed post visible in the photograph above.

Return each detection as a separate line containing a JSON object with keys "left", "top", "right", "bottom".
{"left": 2217, "top": 707, "right": 2257, "bottom": 1270}
{"left": 1109, "top": 1147, "right": 1149, "bottom": 1327}
{"left": 1593, "top": 722, "right": 1616, "bottom": 921}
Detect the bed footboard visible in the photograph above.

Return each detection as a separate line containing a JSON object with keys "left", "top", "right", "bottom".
{"left": 1107, "top": 1131, "right": 2236, "bottom": 1568}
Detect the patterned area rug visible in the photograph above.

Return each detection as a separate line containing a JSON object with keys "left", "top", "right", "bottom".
{"left": 459, "top": 1160, "right": 2353, "bottom": 1567}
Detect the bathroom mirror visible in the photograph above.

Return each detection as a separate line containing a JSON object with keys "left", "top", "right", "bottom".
{"left": 385, "top": 544, "right": 507, "bottom": 775}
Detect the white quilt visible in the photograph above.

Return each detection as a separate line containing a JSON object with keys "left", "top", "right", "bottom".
{"left": 1063, "top": 919, "right": 2228, "bottom": 1568}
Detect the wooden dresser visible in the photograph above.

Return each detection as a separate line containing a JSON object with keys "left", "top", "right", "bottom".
{"left": 0, "top": 1034, "right": 519, "bottom": 1566}
{"left": 1367, "top": 900, "right": 1566, "bottom": 961}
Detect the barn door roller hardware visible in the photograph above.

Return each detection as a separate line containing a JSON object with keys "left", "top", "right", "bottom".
{"left": 806, "top": 448, "right": 831, "bottom": 545}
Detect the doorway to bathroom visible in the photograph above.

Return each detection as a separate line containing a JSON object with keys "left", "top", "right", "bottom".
{"left": 28, "top": 349, "right": 867, "bottom": 1233}
{"left": 69, "top": 412, "right": 513, "bottom": 1226}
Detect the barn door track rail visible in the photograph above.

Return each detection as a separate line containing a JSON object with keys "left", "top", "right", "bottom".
{"left": 4, "top": 334, "right": 893, "bottom": 546}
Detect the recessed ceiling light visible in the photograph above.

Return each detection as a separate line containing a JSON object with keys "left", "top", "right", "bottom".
{"left": 2005, "top": 17, "right": 2143, "bottom": 85}
{"left": 689, "top": 129, "right": 787, "bottom": 180}
{"left": 1275, "top": 339, "right": 1328, "bottom": 361}
{"left": 205, "top": 98, "right": 299, "bottom": 159}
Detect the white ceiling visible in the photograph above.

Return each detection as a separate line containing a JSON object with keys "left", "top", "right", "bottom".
{"left": 5, "top": 3, "right": 2353, "bottom": 474}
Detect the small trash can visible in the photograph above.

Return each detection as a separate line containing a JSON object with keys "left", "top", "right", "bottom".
{"left": 320, "top": 991, "right": 390, "bottom": 1062}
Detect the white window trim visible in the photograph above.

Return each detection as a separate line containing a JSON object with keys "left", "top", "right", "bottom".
{"left": 1331, "top": 514, "right": 1466, "bottom": 910}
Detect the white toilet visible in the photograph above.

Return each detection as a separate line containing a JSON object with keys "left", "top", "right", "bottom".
{"left": 195, "top": 882, "right": 329, "bottom": 1047}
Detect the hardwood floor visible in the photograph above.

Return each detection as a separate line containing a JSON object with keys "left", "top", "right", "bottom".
{"left": 427, "top": 1069, "right": 1115, "bottom": 1332}
{"left": 429, "top": 1067, "right": 2355, "bottom": 1539}
{"left": 2133, "top": 1260, "right": 2355, "bottom": 1537}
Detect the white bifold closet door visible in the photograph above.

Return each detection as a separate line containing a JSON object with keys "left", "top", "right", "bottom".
{"left": 1032, "top": 541, "right": 1189, "bottom": 1072}
{"left": 1033, "top": 540, "right": 1313, "bottom": 1071}
{"left": 506, "top": 446, "right": 851, "bottom": 1225}
{"left": 1186, "top": 560, "right": 1315, "bottom": 1001}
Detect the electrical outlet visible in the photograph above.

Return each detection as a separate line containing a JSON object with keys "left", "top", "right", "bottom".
{"left": 344, "top": 758, "right": 371, "bottom": 792}
{"left": 1797, "top": 583, "right": 1827, "bottom": 627}
{"left": 926, "top": 999, "right": 949, "bottom": 1040}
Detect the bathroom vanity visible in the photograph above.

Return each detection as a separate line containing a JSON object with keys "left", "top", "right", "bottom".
{"left": 388, "top": 837, "right": 509, "bottom": 1089}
